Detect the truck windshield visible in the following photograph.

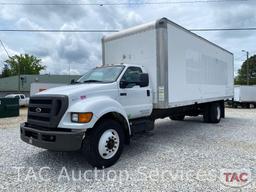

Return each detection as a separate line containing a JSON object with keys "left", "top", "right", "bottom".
{"left": 77, "top": 66, "right": 124, "bottom": 83}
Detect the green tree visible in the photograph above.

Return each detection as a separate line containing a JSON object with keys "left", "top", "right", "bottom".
{"left": 235, "top": 55, "right": 256, "bottom": 85}
{"left": 1, "top": 64, "right": 11, "bottom": 77}
{"left": 3, "top": 54, "right": 46, "bottom": 77}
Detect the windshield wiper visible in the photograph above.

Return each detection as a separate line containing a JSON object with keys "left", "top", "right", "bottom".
{"left": 83, "top": 80, "right": 103, "bottom": 83}
{"left": 70, "top": 79, "right": 81, "bottom": 84}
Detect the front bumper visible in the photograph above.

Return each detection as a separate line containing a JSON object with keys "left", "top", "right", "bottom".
{"left": 20, "top": 123, "right": 85, "bottom": 151}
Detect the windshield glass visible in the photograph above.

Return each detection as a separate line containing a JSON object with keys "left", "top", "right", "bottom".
{"left": 77, "top": 66, "right": 124, "bottom": 83}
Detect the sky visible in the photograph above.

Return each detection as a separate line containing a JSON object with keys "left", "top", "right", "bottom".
{"left": 0, "top": 0, "right": 255, "bottom": 76}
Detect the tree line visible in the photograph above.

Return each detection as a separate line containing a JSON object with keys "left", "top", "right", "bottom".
{"left": 1, "top": 54, "right": 46, "bottom": 78}
{"left": 235, "top": 55, "right": 256, "bottom": 85}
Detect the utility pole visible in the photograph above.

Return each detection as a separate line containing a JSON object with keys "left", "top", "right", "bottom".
{"left": 69, "top": 63, "right": 71, "bottom": 82}
{"left": 242, "top": 50, "right": 249, "bottom": 85}
{"left": 18, "top": 62, "right": 20, "bottom": 92}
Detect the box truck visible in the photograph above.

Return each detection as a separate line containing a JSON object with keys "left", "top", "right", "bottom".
{"left": 20, "top": 18, "right": 234, "bottom": 168}
{"left": 233, "top": 86, "right": 256, "bottom": 108}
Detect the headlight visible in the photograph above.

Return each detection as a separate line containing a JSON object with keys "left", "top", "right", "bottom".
{"left": 71, "top": 112, "right": 93, "bottom": 123}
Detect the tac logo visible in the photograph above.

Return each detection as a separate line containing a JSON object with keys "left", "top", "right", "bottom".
{"left": 220, "top": 169, "right": 252, "bottom": 188}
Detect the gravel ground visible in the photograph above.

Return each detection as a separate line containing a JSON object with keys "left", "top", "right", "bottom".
{"left": 0, "top": 108, "right": 256, "bottom": 191}
{"left": 0, "top": 108, "right": 27, "bottom": 129}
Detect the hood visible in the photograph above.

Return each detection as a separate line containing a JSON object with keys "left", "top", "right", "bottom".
{"left": 36, "top": 83, "right": 116, "bottom": 97}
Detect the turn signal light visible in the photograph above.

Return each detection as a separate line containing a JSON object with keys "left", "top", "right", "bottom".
{"left": 71, "top": 112, "right": 93, "bottom": 123}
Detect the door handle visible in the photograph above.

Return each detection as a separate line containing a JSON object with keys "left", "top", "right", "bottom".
{"left": 147, "top": 90, "right": 150, "bottom": 97}
{"left": 120, "top": 93, "right": 127, "bottom": 96}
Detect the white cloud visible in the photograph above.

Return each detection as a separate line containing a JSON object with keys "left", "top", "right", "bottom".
{"left": 0, "top": 5, "right": 21, "bottom": 21}
{"left": 0, "top": 45, "right": 19, "bottom": 73}
{"left": 60, "top": 69, "right": 81, "bottom": 75}
{"left": 0, "top": 0, "right": 255, "bottom": 76}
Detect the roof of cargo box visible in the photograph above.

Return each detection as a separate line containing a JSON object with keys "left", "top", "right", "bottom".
{"left": 102, "top": 17, "right": 233, "bottom": 55}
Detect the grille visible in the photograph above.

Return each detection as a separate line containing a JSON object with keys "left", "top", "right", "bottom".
{"left": 27, "top": 95, "right": 68, "bottom": 128}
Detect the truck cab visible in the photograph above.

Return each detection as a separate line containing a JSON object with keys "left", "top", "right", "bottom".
{"left": 21, "top": 64, "right": 153, "bottom": 168}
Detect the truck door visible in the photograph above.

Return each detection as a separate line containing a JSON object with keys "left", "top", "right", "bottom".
{"left": 118, "top": 66, "right": 152, "bottom": 119}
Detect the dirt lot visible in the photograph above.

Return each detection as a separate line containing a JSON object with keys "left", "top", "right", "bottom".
{"left": 0, "top": 108, "right": 256, "bottom": 191}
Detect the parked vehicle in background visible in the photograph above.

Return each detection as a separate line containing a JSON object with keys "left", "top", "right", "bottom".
{"left": 232, "top": 86, "right": 256, "bottom": 108}
{"left": 5, "top": 94, "right": 29, "bottom": 107}
{"left": 20, "top": 18, "right": 234, "bottom": 168}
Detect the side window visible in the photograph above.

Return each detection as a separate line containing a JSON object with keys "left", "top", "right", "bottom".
{"left": 120, "top": 67, "right": 142, "bottom": 88}
{"left": 20, "top": 95, "right": 25, "bottom": 99}
{"left": 15, "top": 95, "right": 20, "bottom": 99}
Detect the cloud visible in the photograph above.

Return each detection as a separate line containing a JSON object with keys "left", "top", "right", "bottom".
{"left": 0, "top": 0, "right": 255, "bottom": 76}
{"left": 21, "top": 0, "right": 87, "bottom": 26}
{"left": 212, "top": 2, "right": 256, "bottom": 39}
{"left": 0, "top": 0, "right": 143, "bottom": 75}
{"left": 60, "top": 69, "right": 81, "bottom": 75}
{"left": 0, "top": 45, "right": 18, "bottom": 72}
{"left": 0, "top": 5, "right": 22, "bottom": 21}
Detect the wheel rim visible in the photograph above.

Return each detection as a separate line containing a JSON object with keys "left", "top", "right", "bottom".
{"left": 217, "top": 106, "right": 221, "bottom": 120}
{"left": 98, "top": 129, "right": 120, "bottom": 159}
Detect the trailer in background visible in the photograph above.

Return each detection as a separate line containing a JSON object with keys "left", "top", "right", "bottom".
{"left": 30, "top": 83, "right": 66, "bottom": 96}
{"left": 232, "top": 86, "right": 256, "bottom": 108}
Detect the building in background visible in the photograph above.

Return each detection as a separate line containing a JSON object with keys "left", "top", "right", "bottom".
{"left": 0, "top": 74, "right": 81, "bottom": 97}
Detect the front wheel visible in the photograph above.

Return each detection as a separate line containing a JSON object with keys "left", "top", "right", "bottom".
{"left": 81, "top": 119, "right": 124, "bottom": 168}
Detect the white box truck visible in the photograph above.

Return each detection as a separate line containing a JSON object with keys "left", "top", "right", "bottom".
{"left": 233, "top": 86, "right": 256, "bottom": 108}
{"left": 20, "top": 18, "right": 234, "bottom": 168}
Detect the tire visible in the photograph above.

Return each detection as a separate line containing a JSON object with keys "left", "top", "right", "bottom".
{"left": 169, "top": 114, "right": 185, "bottom": 121}
{"left": 203, "top": 108, "right": 210, "bottom": 123}
{"left": 81, "top": 119, "right": 124, "bottom": 168}
{"left": 209, "top": 103, "right": 221, "bottom": 123}
{"left": 241, "top": 103, "right": 250, "bottom": 108}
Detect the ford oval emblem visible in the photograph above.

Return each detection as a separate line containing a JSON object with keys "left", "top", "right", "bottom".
{"left": 35, "top": 107, "right": 42, "bottom": 113}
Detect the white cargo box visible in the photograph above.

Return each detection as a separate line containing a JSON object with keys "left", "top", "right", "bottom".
{"left": 234, "top": 86, "right": 256, "bottom": 103}
{"left": 102, "top": 18, "right": 234, "bottom": 109}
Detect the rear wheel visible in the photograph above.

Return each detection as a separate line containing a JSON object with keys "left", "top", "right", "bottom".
{"left": 81, "top": 119, "right": 124, "bottom": 168}
{"left": 169, "top": 114, "right": 185, "bottom": 121}
{"left": 203, "top": 109, "right": 210, "bottom": 123}
{"left": 210, "top": 103, "right": 221, "bottom": 123}
{"left": 204, "top": 103, "right": 221, "bottom": 123}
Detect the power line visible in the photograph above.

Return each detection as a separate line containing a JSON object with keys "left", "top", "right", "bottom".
{"left": 0, "top": 0, "right": 249, "bottom": 6}
{"left": 0, "top": 39, "right": 10, "bottom": 58}
{"left": 0, "top": 27, "right": 256, "bottom": 33}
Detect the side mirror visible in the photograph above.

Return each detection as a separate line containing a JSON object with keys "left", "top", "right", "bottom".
{"left": 120, "top": 80, "right": 127, "bottom": 89}
{"left": 70, "top": 79, "right": 75, "bottom": 84}
{"left": 139, "top": 73, "right": 149, "bottom": 87}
